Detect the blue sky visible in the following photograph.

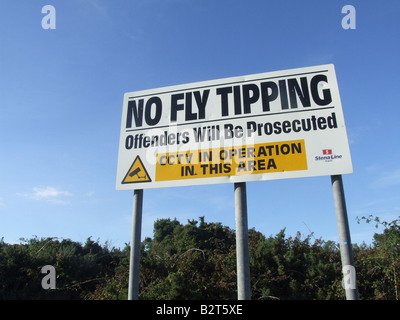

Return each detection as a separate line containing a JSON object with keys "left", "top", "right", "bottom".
{"left": 1, "top": 0, "right": 399, "bottom": 249}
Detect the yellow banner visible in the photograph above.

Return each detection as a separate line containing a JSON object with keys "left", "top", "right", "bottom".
{"left": 155, "top": 140, "right": 307, "bottom": 182}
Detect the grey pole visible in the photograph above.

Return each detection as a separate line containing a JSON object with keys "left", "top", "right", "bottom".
{"left": 128, "top": 189, "right": 143, "bottom": 300}
{"left": 331, "top": 175, "right": 359, "bottom": 300}
{"left": 234, "top": 182, "right": 251, "bottom": 300}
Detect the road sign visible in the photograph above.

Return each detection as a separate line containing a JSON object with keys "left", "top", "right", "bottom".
{"left": 116, "top": 64, "right": 352, "bottom": 190}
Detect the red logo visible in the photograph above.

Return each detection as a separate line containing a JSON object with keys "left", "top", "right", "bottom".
{"left": 323, "top": 149, "right": 332, "bottom": 155}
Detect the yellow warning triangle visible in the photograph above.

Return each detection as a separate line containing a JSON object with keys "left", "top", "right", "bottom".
{"left": 122, "top": 156, "right": 152, "bottom": 184}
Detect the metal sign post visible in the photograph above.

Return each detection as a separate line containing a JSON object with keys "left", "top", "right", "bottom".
{"left": 234, "top": 182, "right": 251, "bottom": 300}
{"left": 128, "top": 189, "right": 143, "bottom": 300}
{"left": 331, "top": 175, "right": 359, "bottom": 300}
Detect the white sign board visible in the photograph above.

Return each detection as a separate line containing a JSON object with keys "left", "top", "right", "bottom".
{"left": 116, "top": 64, "right": 352, "bottom": 190}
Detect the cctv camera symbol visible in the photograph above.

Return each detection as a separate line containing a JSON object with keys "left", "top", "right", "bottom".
{"left": 129, "top": 167, "right": 147, "bottom": 180}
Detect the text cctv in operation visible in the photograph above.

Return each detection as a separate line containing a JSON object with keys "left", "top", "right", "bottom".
{"left": 125, "top": 74, "right": 333, "bottom": 129}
